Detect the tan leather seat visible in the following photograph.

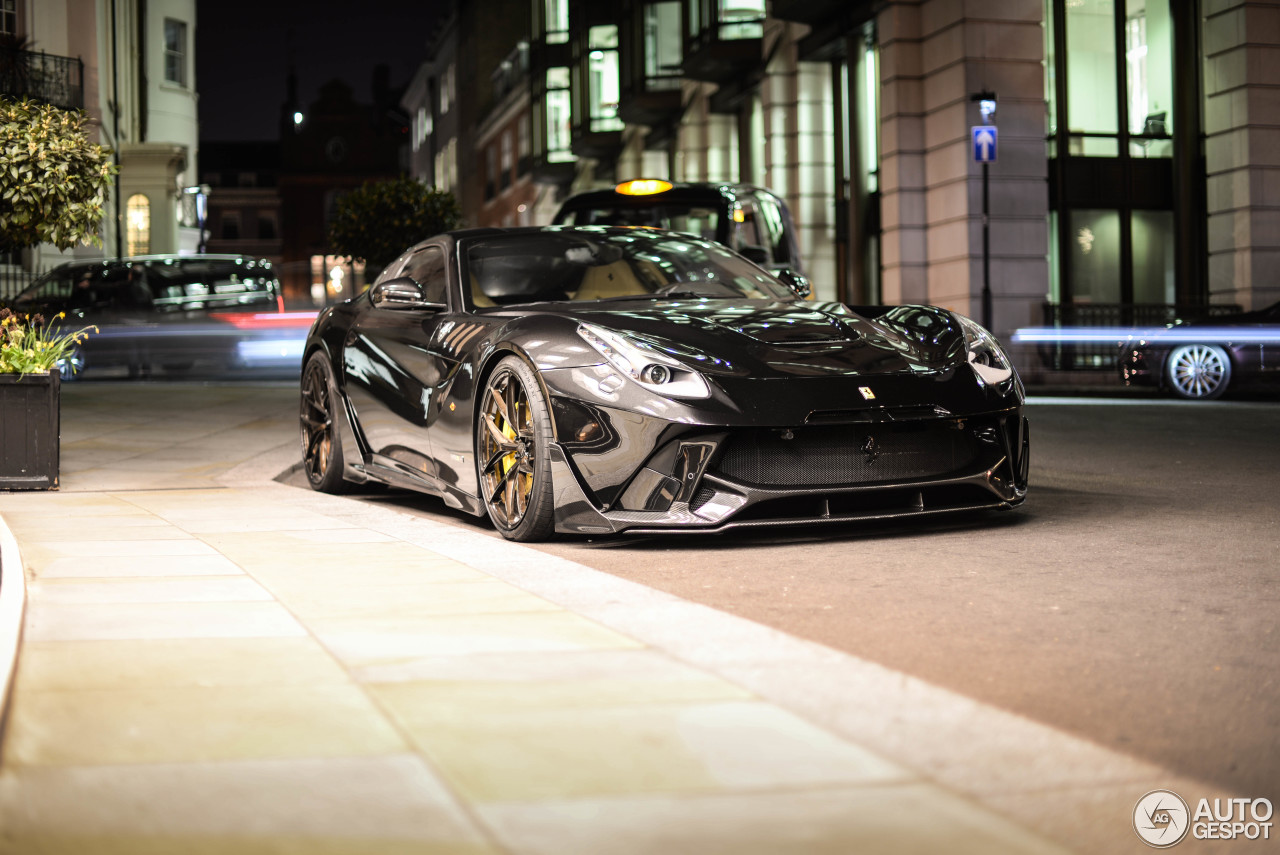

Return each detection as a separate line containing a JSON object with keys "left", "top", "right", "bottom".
{"left": 573, "top": 262, "right": 644, "bottom": 300}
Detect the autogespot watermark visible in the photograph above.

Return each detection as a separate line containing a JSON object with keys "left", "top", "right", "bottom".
{"left": 1133, "top": 790, "right": 1273, "bottom": 847}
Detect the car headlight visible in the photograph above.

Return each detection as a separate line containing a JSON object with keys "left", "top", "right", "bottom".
{"left": 577, "top": 323, "right": 710, "bottom": 399}
{"left": 958, "top": 316, "right": 1015, "bottom": 386}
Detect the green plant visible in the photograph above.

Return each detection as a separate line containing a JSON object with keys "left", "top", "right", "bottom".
{"left": 0, "top": 307, "right": 94, "bottom": 375}
{"left": 0, "top": 97, "right": 117, "bottom": 253}
{"left": 327, "top": 177, "right": 463, "bottom": 276}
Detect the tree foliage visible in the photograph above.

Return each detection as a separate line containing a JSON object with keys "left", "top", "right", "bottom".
{"left": 327, "top": 177, "right": 464, "bottom": 274}
{"left": 0, "top": 97, "right": 116, "bottom": 253}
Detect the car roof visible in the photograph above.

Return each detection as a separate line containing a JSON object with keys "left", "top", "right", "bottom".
{"left": 44, "top": 254, "right": 273, "bottom": 274}
{"left": 556, "top": 182, "right": 781, "bottom": 208}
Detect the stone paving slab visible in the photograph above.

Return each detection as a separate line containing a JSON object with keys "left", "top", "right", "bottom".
{"left": 0, "top": 384, "right": 1255, "bottom": 854}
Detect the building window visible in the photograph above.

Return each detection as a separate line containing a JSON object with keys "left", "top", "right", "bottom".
{"left": 718, "top": 0, "right": 765, "bottom": 41}
{"left": 546, "top": 67, "right": 573, "bottom": 161}
{"left": 485, "top": 145, "right": 498, "bottom": 201}
{"left": 0, "top": 0, "right": 17, "bottom": 36}
{"left": 1046, "top": 0, "right": 1181, "bottom": 313}
{"left": 441, "top": 63, "right": 455, "bottom": 114}
{"left": 126, "top": 194, "right": 150, "bottom": 256}
{"left": 164, "top": 19, "right": 188, "bottom": 87}
{"left": 500, "top": 130, "right": 513, "bottom": 189}
{"left": 257, "top": 213, "right": 278, "bottom": 241}
{"left": 544, "top": 0, "right": 568, "bottom": 44}
{"left": 220, "top": 213, "right": 240, "bottom": 241}
{"left": 587, "top": 25, "right": 622, "bottom": 132}
{"left": 643, "top": 2, "right": 682, "bottom": 91}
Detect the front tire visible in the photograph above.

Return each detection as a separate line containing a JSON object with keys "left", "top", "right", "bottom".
{"left": 1166, "top": 344, "right": 1231, "bottom": 400}
{"left": 476, "top": 356, "right": 555, "bottom": 542}
{"left": 300, "top": 351, "right": 349, "bottom": 493}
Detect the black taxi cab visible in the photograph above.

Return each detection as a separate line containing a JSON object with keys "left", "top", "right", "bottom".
{"left": 553, "top": 180, "right": 806, "bottom": 278}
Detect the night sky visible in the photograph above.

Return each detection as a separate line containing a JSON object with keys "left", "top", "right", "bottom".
{"left": 195, "top": 0, "right": 446, "bottom": 142}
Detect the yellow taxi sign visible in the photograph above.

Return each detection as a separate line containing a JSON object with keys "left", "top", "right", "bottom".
{"left": 615, "top": 178, "right": 673, "bottom": 196}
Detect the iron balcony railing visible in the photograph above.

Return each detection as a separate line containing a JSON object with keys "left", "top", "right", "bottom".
{"left": 0, "top": 47, "right": 85, "bottom": 110}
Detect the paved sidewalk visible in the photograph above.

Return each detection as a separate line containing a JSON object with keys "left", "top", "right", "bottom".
{"left": 0, "top": 383, "right": 1237, "bottom": 854}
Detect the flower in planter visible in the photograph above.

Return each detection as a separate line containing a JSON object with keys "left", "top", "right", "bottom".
{"left": 0, "top": 307, "right": 96, "bottom": 377}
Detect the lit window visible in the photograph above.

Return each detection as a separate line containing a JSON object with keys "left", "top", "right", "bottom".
{"left": 545, "top": 0, "right": 568, "bottom": 44}
{"left": 126, "top": 194, "right": 150, "bottom": 256}
{"left": 587, "top": 25, "right": 622, "bottom": 133}
{"left": 719, "top": 0, "right": 765, "bottom": 40}
{"left": 164, "top": 19, "right": 187, "bottom": 87}
{"left": 644, "top": 2, "right": 682, "bottom": 91}
{"left": 546, "top": 67, "right": 573, "bottom": 161}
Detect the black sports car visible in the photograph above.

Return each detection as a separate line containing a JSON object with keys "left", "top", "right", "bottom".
{"left": 1120, "top": 300, "right": 1280, "bottom": 399}
{"left": 299, "top": 226, "right": 1029, "bottom": 541}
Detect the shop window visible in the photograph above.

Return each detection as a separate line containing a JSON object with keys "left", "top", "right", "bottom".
{"left": 587, "top": 26, "right": 622, "bottom": 132}
{"left": 1068, "top": 210, "right": 1121, "bottom": 304}
{"left": 1131, "top": 210, "right": 1175, "bottom": 304}
{"left": 126, "top": 194, "right": 151, "bottom": 256}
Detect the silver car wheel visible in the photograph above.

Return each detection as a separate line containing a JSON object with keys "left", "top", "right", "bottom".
{"left": 1166, "top": 344, "right": 1231, "bottom": 400}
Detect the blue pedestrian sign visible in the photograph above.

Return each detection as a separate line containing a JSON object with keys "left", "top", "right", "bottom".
{"left": 972, "top": 126, "right": 998, "bottom": 163}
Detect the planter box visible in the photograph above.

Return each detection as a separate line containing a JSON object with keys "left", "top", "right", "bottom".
{"left": 0, "top": 372, "right": 60, "bottom": 490}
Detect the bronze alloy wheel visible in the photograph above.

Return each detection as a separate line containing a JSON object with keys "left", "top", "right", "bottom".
{"left": 476, "top": 356, "right": 555, "bottom": 541}
{"left": 300, "top": 352, "right": 347, "bottom": 493}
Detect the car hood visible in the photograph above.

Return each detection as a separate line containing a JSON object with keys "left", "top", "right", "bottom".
{"left": 518, "top": 299, "right": 965, "bottom": 379}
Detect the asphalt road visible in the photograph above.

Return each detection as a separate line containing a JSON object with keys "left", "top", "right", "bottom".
{"left": 345, "top": 395, "right": 1280, "bottom": 800}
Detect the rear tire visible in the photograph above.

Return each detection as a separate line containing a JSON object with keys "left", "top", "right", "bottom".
{"left": 1166, "top": 344, "right": 1231, "bottom": 400}
{"left": 476, "top": 356, "right": 556, "bottom": 542}
{"left": 300, "top": 352, "right": 349, "bottom": 493}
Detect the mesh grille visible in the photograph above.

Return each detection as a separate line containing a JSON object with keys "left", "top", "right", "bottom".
{"left": 712, "top": 423, "right": 977, "bottom": 487}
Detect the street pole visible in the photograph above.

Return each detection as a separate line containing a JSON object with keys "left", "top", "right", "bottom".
{"left": 982, "top": 160, "right": 991, "bottom": 331}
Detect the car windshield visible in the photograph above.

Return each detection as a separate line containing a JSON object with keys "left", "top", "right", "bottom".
{"left": 463, "top": 228, "right": 795, "bottom": 308}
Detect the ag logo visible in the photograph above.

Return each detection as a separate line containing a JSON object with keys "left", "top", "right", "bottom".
{"left": 858, "top": 386, "right": 875, "bottom": 400}
{"left": 1134, "top": 790, "right": 1190, "bottom": 848}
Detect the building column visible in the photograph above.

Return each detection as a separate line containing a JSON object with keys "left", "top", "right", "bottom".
{"left": 921, "top": 1, "right": 1048, "bottom": 336}
{"left": 878, "top": 2, "right": 929, "bottom": 306}
{"left": 1203, "top": 0, "right": 1280, "bottom": 309}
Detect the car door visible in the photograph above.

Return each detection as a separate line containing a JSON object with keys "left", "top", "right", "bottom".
{"left": 342, "top": 243, "right": 453, "bottom": 486}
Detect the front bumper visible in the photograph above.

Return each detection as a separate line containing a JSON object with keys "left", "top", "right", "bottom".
{"left": 549, "top": 410, "right": 1029, "bottom": 535}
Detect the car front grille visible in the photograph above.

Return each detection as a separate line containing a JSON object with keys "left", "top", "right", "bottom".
{"left": 711, "top": 422, "right": 978, "bottom": 488}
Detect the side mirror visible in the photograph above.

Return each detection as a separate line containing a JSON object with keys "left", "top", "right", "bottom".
{"left": 738, "top": 245, "right": 770, "bottom": 267}
{"left": 776, "top": 268, "right": 811, "bottom": 299}
{"left": 369, "top": 277, "right": 446, "bottom": 311}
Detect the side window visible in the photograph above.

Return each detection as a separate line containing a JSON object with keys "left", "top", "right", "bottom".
{"left": 403, "top": 246, "right": 448, "bottom": 305}
{"left": 753, "top": 191, "right": 791, "bottom": 265}
{"left": 732, "top": 201, "right": 766, "bottom": 257}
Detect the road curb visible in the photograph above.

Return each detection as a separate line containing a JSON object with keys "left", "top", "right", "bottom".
{"left": 0, "top": 511, "right": 28, "bottom": 754}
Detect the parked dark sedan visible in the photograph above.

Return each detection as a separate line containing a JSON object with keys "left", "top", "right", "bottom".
{"left": 10, "top": 255, "right": 298, "bottom": 376}
{"left": 1119, "top": 300, "right": 1280, "bottom": 398}
{"left": 300, "top": 226, "right": 1028, "bottom": 541}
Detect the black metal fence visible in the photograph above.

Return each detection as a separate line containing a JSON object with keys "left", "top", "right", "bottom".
{"left": 0, "top": 259, "right": 43, "bottom": 302}
{"left": 0, "top": 47, "right": 85, "bottom": 110}
{"left": 1034, "top": 302, "right": 1243, "bottom": 371}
